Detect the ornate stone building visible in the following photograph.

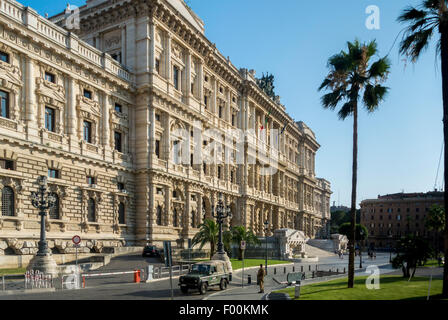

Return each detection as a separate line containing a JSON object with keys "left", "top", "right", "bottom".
{"left": 0, "top": 0, "right": 331, "bottom": 255}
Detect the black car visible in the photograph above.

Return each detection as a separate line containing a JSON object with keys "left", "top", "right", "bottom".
{"left": 142, "top": 245, "right": 160, "bottom": 257}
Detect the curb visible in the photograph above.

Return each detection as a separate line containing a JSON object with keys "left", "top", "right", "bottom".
{"left": 0, "top": 288, "right": 56, "bottom": 296}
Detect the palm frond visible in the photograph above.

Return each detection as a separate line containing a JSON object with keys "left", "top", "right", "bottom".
{"left": 363, "top": 84, "right": 389, "bottom": 111}
{"left": 368, "top": 57, "right": 391, "bottom": 79}
{"left": 397, "top": 7, "right": 428, "bottom": 23}
{"left": 338, "top": 101, "right": 356, "bottom": 120}
{"left": 321, "top": 89, "right": 345, "bottom": 110}
{"left": 399, "top": 28, "right": 435, "bottom": 61}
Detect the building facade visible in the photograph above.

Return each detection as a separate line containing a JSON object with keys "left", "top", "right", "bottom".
{"left": 360, "top": 191, "right": 444, "bottom": 249}
{"left": 0, "top": 0, "right": 331, "bottom": 256}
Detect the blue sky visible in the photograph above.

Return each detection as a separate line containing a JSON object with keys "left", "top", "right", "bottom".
{"left": 24, "top": 0, "right": 444, "bottom": 207}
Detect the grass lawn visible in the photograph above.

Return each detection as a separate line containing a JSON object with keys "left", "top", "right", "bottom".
{"left": 276, "top": 275, "right": 445, "bottom": 300}
{"left": 423, "top": 260, "right": 444, "bottom": 268}
{"left": 0, "top": 268, "right": 26, "bottom": 276}
{"left": 231, "top": 259, "right": 289, "bottom": 270}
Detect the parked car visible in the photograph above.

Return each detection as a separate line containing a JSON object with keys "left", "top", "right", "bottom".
{"left": 142, "top": 245, "right": 160, "bottom": 257}
{"left": 179, "top": 260, "right": 231, "bottom": 295}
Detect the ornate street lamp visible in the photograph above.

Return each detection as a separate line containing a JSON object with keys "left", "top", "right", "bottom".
{"left": 264, "top": 220, "right": 269, "bottom": 275}
{"left": 211, "top": 194, "right": 233, "bottom": 277}
{"left": 27, "top": 176, "right": 58, "bottom": 275}
{"left": 212, "top": 194, "right": 232, "bottom": 255}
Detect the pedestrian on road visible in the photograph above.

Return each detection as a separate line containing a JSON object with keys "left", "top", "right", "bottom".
{"left": 257, "top": 264, "right": 266, "bottom": 294}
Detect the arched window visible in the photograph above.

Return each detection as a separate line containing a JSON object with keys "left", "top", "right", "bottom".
{"left": 87, "top": 198, "right": 95, "bottom": 222}
{"left": 48, "top": 193, "right": 60, "bottom": 220}
{"left": 156, "top": 205, "right": 162, "bottom": 226}
{"left": 118, "top": 202, "right": 125, "bottom": 224}
{"left": 173, "top": 208, "right": 178, "bottom": 227}
{"left": 1, "top": 186, "right": 14, "bottom": 216}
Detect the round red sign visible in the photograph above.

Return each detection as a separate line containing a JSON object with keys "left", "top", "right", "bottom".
{"left": 72, "top": 235, "right": 81, "bottom": 245}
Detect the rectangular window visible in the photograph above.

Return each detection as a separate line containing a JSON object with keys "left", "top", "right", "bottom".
{"left": 155, "top": 140, "right": 160, "bottom": 158}
{"left": 48, "top": 169, "right": 59, "bottom": 179}
{"left": 83, "top": 120, "right": 92, "bottom": 143}
{"left": 45, "top": 107, "right": 55, "bottom": 132}
{"left": 117, "top": 182, "right": 125, "bottom": 191}
{"left": 232, "top": 114, "right": 235, "bottom": 126}
{"left": 173, "top": 66, "right": 179, "bottom": 90}
{"left": 0, "top": 159, "right": 14, "bottom": 170}
{"left": 0, "top": 51, "right": 9, "bottom": 63}
{"left": 83, "top": 89, "right": 92, "bottom": 100}
{"left": 0, "top": 90, "right": 10, "bottom": 119}
{"left": 44, "top": 72, "right": 55, "bottom": 83}
{"left": 191, "top": 83, "right": 194, "bottom": 95}
{"left": 219, "top": 106, "right": 223, "bottom": 118}
{"left": 218, "top": 166, "right": 222, "bottom": 179}
{"left": 86, "top": 176, "right": 95, "bottom": 185}
{"left": 155, "top": 59, "right": 160, "bottom": 74}
{"left": 204, "top": 95, "right": 208, "bottom": 107}
{"left": 114, "top": 131, "right": 122, "bottom": 152}
{"left": 115, "top": 103, "right": 122, "bottom": 113}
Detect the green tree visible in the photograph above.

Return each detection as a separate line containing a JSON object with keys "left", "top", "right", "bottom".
{"left": 397, "top": 0, "right": 448, "bottom": 297}
{"left": 191, "top": 219, "right": 219, "bottom": 258}
{"left": 230, "top": 226, "right": 261, "bottom": 260}
{"left": 338, "top": 223, "right": 369, "bottom": 242}
{"left": 392, "top": 235, "right": 433, "bottom": 278}
{"left": 425, "top": 204, "right": 446, "bottom": 259}
{"left": 319, "top": 39, "right": 391, "bottom": 288}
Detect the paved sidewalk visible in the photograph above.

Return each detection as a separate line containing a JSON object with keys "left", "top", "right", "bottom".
{"left": 205, "top": 254, "right": 395, "bottom": 300}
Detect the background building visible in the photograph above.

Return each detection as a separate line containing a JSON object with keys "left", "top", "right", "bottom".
{"left": 360, "top": 191, "right": 444, "bottom": 249}
{"left": 0, "top": 0, "right": 331, "bottom": 257}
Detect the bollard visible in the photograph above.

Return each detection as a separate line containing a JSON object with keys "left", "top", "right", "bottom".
{"left": 82, "top": 276, "right": 86, "bottom": 288}
{"left": 134, "top": 270, "right": 141, "bottom": 283}
{"left": 344, "top": 268, "right": 346, "bottom": 273}
{"left": 312, "top": 271, "right": 315, "bottom": 278}
{"left": 284, "top": 267, "right": 286, "bottom": 274}
{"left": 248, "top": 274, "right": 252, "bottom": 285}
{"left": 337, "top": 268, "right": 339, "bottom": 273}
{"left": 274, "top": 268, "right": 276, "bottom": 275}
{"left": 293, "top": 266, "right": 295, "bottom": 272}
{"left": 315, "top": 265, "right": 318, "bottom": 271}
{"left": 301, "top": 266, "right": 304, "bottom": 272}
{"left": 294, "top": 281, "right": 301, "bottom": 299}
{"left": 309, "top": 265, "right": 311, "bottom": 271}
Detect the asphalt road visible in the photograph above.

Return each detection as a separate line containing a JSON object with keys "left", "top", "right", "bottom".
{"left": 0, "top": 252, "right": 404, "bottom": 300}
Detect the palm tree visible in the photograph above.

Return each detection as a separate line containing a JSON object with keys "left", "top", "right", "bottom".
{"left": 230, "top": 226, "right": 261, "bottom": 260}
{"left": 191, "top": 219, "right": 219, "bottom": 258}
{"left": 319, "top": 39, "right": 391, "bottom": 288}
{"left": 397, "top": 0, "right": 448, "bottom": 297}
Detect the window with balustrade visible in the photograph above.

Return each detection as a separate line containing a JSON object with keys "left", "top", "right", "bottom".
{"left": 48, "top": 193, "right": 60, "bottom": 220}
{"left": 87, "top": 198, "right": 96, "bottom": 222}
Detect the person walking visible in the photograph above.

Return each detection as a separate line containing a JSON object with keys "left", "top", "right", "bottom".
{"left": 257, "top": 264, "right": 266, "bottom": 293}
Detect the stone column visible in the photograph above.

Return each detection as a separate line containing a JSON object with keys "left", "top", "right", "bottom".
{"left": 149, "top": 105, "right": 156, "bottom": 167}
{"left": 199, "top": 61, "right": 204, "bottom": 110}
{"left": 102, "top": 93, "right": 110, "bottom": 149}
{"left": 163, "top": 113, "right": 171, "bottom": 161}
{"left": 165, "top": 32, "right": 172, "bottom": 82}
{"left": 183, "top": 187, "right": 191, "bottom": 236}
{"left": 25, "top": 57, "right": 38, "bottom": 139}
{"left": 149, "top": 22, "right": 156, "bottom": 73}
{"left": 185, "top": 51, "right": 191, "bottom": 102}
{"left": 165, "top": 185, "right": 172, "bottom": 226}
{"left": 121, "top": 25, "right": 127, "bottom": 65}
{"left": 197, "top": 193, "right": 203, "bottom": 225}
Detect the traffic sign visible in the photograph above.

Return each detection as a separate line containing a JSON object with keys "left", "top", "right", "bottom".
{"left": 72, "top": 235, "right": 81, "bottom": 245}
{"left": 240, "top": 241, "right": 246, "bottom": 250}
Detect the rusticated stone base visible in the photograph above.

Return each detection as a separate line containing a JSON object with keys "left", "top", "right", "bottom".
{"left": 27, "top": 254, "right": 59, "bottom": 276}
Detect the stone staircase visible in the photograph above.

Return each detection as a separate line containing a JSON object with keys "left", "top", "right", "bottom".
{"left": 306, "top": 239, "right": 336, "bottom": 255}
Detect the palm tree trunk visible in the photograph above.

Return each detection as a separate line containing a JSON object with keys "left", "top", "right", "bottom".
{"left": 441, "top": 29, "right": 448, "bottom": 298}
{"left": 348, "top": 101, "right": 358, "bottom": 288}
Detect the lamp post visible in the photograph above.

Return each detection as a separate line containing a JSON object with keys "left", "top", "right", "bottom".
{"left": 264, "top": 220, "right": 269, "bottom": 275}
{"left": 27, "top": 176, "right": 58, "bottom": 275}
{"left": 211, "top": 194, "right": 233, "bottom": 275}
